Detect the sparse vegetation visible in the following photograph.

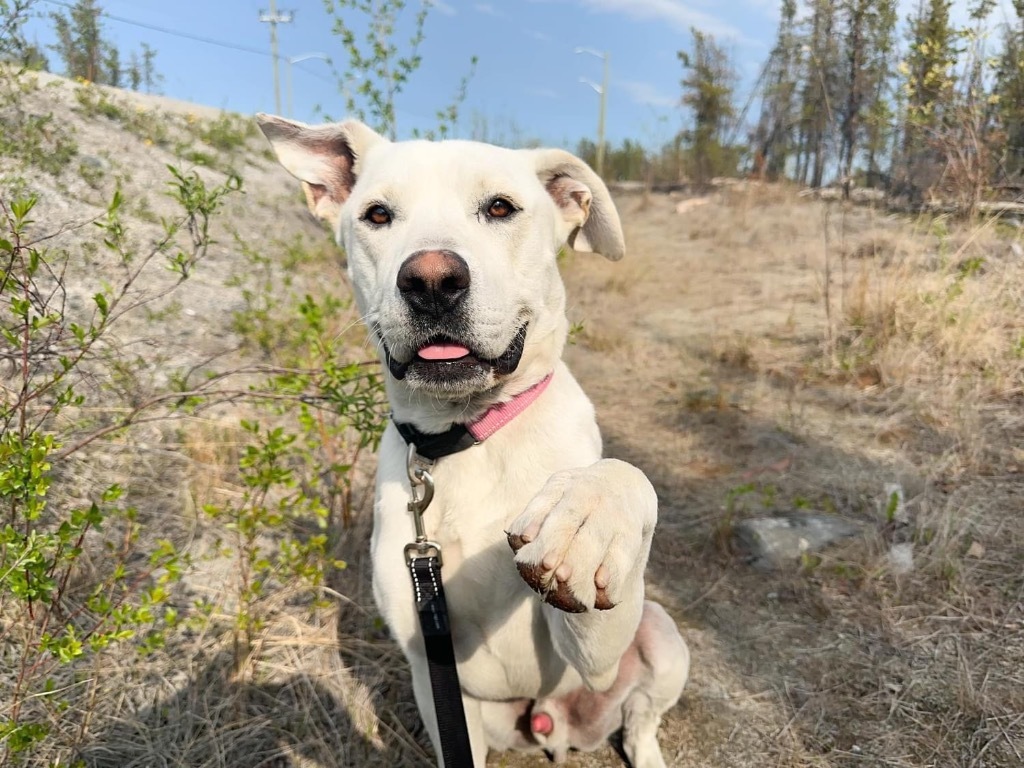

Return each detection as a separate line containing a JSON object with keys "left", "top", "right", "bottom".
{"left": 0, "top": 166, "right": 245, "bottom": 763}
{"left": 563, "top": 188, "right": 1023, "bottom": 765}
{"left": 321, "top": 0, "right": 476, "bottom": 138}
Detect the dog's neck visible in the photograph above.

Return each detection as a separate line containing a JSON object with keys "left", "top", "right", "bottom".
{"left": 392, "top": 372, "right": 553, "bottom": 461}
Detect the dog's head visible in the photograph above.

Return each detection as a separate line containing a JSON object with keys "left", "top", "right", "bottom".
{"left": 256, "top": 115, "right": 624, "bottom": 421}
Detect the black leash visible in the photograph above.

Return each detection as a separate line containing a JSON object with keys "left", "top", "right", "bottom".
{"left": 404, "top": 443, "right": 475, "bottom": 766}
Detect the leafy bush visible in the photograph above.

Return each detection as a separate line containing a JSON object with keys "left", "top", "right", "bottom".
{"left": 0, "top": 167, "right": 242, "bottom": 763}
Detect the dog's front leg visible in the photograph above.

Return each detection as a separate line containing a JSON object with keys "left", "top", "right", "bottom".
{"left": 409, "top": 653, "right": 488, "bottom": 767}
{"left": 506, "top": 458, "right": 657, "bottom": 690}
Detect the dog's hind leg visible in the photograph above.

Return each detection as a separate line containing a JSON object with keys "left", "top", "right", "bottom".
{"left": 622, "top": 602, "right": 689, "bottom": 768}
{"left": 622, "top": 691, "right": 668, "bottom": 768}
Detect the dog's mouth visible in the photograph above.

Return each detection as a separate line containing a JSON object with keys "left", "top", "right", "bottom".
{"left": 384, "top": 324, "right": 528, "bottom": 387}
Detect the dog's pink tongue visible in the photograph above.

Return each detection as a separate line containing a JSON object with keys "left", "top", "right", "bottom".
{"left": 531, "top": 713, "right": 554, "bottom": 736}
{"left": 418, "top": 343, "right": 470, "bottom": 361}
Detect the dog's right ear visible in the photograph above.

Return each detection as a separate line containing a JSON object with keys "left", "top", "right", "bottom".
{"left": 256, "top": 114, "right": 388, "bottom": 225}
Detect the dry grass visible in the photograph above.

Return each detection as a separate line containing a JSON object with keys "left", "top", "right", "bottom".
{"left": 561, "top": 188, "right": 1024, "bottom": 767}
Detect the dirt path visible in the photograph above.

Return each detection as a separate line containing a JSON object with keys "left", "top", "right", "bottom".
{"left": 536, "top": 189, "right": 1023, "bottom": 767}
{"left": 546, "top": 190, "right": 832, "bottom": 767}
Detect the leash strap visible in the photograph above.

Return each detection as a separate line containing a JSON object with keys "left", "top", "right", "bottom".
{"left": 408, "top": 554, "right": 475, "bottom": 767}
{"left": 404, "top": 444, "right": 474, "bottom": 766}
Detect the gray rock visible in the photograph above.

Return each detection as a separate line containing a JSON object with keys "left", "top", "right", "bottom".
{"left": 733, "top": 513, "right": 866, "bottom": 570}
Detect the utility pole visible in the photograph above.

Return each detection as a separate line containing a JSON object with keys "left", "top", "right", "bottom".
{"left": 598, "top": 51, "right": 609, "bottom": 179}
{"left": 259, "top": 0, "right": 294, "bottom": 115}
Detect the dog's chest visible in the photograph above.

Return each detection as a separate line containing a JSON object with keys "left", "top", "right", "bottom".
{"left": 371, "top": 410, "right": 600, "bottom": 698}
{"left": 418, "top": 457, "right": 577, "bottom": 697}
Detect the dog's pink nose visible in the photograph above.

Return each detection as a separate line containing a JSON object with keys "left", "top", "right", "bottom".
{"left": 531, "top": 712, "right": 554, "bottom": 736}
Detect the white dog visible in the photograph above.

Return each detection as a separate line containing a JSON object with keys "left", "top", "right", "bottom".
{"left": 257, "top": 114, "right": 689, "bottom": 768}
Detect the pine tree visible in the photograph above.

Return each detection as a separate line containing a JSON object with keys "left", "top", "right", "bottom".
{"left": 103, "top": 42, "right": 120, "bottom": 87}
{"left": 754, "top": 0, "right": 800, "bottom": 180}
{"left": 126, "top": 49, "right": 142, "bottom": 91}
{"left": 49, "top": 2, "right": 158, "bottom": 91}
{"left": 140, "top": 43, "right": 160, "bottom": 93}
{"left": 836, "top": 0, "right": 897, "bottom": 190}
{"left": 861, "top": 0, "right": 898, "bottom": 185}
{"left": 797, "top": 0, "right": 839, "bottom": 188}
{"left": 994, "top": 2, "right": 1024, "bottom": 179}
{"left": 50, "top": 0, "right": 105, "bottom": 82}
{"left": 678, "top": 27, "right": 737, "bottom": 188}
{"left": 899, "top": 0, "right": 959, "bottom": 188}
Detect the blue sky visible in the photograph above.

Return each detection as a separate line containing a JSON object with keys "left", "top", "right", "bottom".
{"left": 24, "top": 0, "right": 783, "bottom": 149}
{"left": 23, "top": 1, "right": 1007, "bottom": 150}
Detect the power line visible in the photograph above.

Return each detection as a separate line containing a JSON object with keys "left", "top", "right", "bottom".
{"left": 37, "top": 0, "right": 333, "bottom": 85}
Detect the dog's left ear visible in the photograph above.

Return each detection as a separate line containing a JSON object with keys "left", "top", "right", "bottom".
{"left": 256, "top": 113, "right": 388, "bottom": 226}
{"left": 533, "top": 149, "right": 625, "bottom": 261}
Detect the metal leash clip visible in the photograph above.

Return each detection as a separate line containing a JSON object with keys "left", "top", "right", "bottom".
{"left": 405, "top": 443, "right": 443, "bottom": 565}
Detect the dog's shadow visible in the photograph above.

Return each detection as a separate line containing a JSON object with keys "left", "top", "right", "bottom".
{"left": 78, "top": 519, "right": 557, "bottom": 767}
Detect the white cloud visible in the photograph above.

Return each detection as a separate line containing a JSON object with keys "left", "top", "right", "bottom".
{"left": 617, "top": 79, "right": 677, "bottom": 108}
{"left": 426, "top": 0, "right": 457, "bottom": 15}
{"left": 574, "top": 0, "right": 744, "bottom": 40}
{"left": 474, "top": 3, "right": 503, "bottom": 16}
{"left": 525, "top": 28, "right": 553, "bottom": 43}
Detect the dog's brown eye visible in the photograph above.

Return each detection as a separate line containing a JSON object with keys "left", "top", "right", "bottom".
{"left": 363, "top": 204, "right": 392, "bottom": 226}
{"left": 486, "top": 198, "right": 515, "bottom": 219}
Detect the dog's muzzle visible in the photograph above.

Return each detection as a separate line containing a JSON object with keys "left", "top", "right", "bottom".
{"left": 382, "top": 249, "right": 528, "bottom": 392}
{"left": 383, "top": 324, "right": 528, "bottom": 389}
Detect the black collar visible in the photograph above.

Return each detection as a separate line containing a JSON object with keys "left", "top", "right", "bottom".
{"left": 393, "top": 420, "right": 479, "bottom": 461}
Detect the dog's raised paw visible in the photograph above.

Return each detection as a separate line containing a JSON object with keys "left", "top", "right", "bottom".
{"left": 507, "top": 530, "right": 611, "bottom": 611}
{"left": 506, "top": 459, "right": 657, "bottom": 614}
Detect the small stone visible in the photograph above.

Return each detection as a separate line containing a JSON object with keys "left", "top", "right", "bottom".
{"left": 888, "top": 542, "right": 914, "bottom": 574}
{"left": 966, "top": 541, "right": 985, "bottom": 558}
{"left": 733, "top": 513, "right": 866, "bottom": 570}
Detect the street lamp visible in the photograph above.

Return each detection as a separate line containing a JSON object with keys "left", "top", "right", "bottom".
{"left": 286, "top": 52, "right": 330, "bottom": 117}
{"left": 574, "top": 46, "right": 609, "bottom": 178}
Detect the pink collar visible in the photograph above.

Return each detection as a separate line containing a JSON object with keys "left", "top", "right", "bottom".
{"left": 393, "top": 372, "right": 554, "bottom": 461}
{"left": 467, "top": 372, "right": 553, "bottom": 441}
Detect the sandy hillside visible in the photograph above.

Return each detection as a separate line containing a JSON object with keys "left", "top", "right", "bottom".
{"left": 2, "top": 73, "right": 1023, "bottom": 768}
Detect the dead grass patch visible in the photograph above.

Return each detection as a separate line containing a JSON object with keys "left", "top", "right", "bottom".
{"left": 562, "top": 189, "right": 1024, "bottom": 768}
